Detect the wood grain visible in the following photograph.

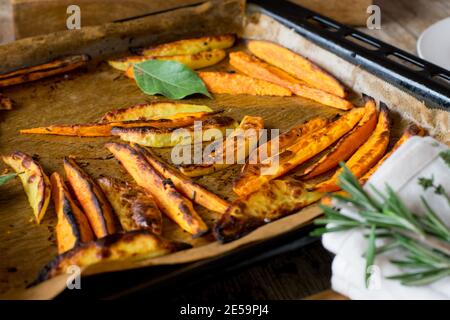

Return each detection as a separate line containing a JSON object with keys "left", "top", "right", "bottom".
{"left": 289, "top": 0, "right": 373, "bottom": 26}
{"left": 8, "top": 0, "right": 373, "bottom": 38}
{"left": 357, "top": 0, "right": 450, "bottom": 54}
{"left": 172, "top": 241, "right": 333, "bottom": 300}
{"left": 11, "top": 0, "right": 204, "bottom": 39}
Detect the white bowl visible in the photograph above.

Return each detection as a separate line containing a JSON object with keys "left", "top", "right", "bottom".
{"left": 417, "top": 17, "right": 450, "bottom": 71}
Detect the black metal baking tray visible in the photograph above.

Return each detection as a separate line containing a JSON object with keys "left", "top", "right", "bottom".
{"left": 57, "top": 0, "right": 450, "bottom": 299}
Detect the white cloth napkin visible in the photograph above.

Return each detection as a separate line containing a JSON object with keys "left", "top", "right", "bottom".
{"left": 322, "top": 136, "right": 450, "bottom": 300}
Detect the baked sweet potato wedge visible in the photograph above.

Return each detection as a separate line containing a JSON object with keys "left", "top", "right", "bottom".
{"left": 246, "top": 116, "right": 330, "bottom": 165}
{"left": 315, "top": 105, "right": 390, "bottom": 192}
{"left": 359, "top": 123, "right": 425, "bottom": 185}
{"left": 106, "top": 142, "right": 208, "bottom": 236}
{"left": 197, "top": 72, "right": 292, "bottom": 96}
{"left": 51, "top": 172, "right": 94, "bottom": 254}
{"left": 100, "top": 102, "right": 213, "bottom": 122}
{"left": 0, "top": 93, "right": 13, "bottom": 110}
{"left": 233, "top": 107, "right": 366, "bottom": 196}
{"left": 248, "top": 41, "right": 346, "bottom": 98}
{"left": 112, "top": 116, "right": 238, "bottom": 147}
{"left": 139, "top": 34, "right": 235, "bottom": 56}
{"left": 214, "top": 179, "right": 323, "bottom": 243}
{"left": 136, "top": 145, "right": 229, "bottom": 214}
{"left": 302, "top": 98, "right": 378, "bottom": 179}
{"left": 97, "top": 176, "right": 162, "bottom": 235}
{"left": 118, "top": 50, "right": 227, "bottom": 77}
{"left": 20, "top": 113, "right": 220, "bottom": 137}
{"left": 63, "top": 158, "right": 119, "bottom": 238}
{"left": 179, "top": 115, "right": 264, "bottom": 177}
{"left": 38, "top": 230, "right": 191, "bottom": 281}
{"left": 0, "top": 55, "right": 88, "bottom": 88}
{"left": 229, "top": 52, "right": 353, "bottom": 110}
{"left": 2, "top": 152, "right": 51, "bottom": 223}
{"left": 321, "top": 124, "right": 425, "bottom": 204}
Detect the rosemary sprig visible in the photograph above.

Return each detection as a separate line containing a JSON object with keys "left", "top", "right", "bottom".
{"left": 440, "top": 150, "right": 450, "bottom": 168}
{"left": 418, "top": 175, "right": 450, "bottom": 207}
{"left": 313, "top": 163, "right": 450, "bottom": 287}
{"left": 417, "top": 150, "right": 450, "bottom": 207}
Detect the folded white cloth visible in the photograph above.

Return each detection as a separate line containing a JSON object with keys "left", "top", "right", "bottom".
{"left": 322, "top": 136, "right": 450, "bottom": 300}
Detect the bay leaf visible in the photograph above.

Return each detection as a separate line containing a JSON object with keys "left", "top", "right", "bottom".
{"left": 133, "top": 60, "right": 211, "bottom": 100}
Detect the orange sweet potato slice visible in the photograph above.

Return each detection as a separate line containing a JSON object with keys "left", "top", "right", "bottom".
{"left": 247, "top": 41, "right": 346, "bottom": 98}
{"left": 233, "top": 107, "right": 366, "bottom": 196}
{"left": 63, "top": 157, "right": 119, "bottom": 238}
{"left": 197, "top": 71, "right": 292, "bottom": 96}
{"left": 51, "top": 172, "right": 94, "bottom": 254}
{"left": 229, "top": 51, "right": 352, "bottom": 110}
{"left": 315, "top": 104, "right": 390, "bottom": 192}
{"left": 106, "top": 142, "right": 209, "bottom": 237}
{"left": 302, "top": 97, "right": 378, "bottom": 179}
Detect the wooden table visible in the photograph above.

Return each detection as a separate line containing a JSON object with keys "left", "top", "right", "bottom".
{"left": 0, "top": 0, "right": 449, "bottom": 300}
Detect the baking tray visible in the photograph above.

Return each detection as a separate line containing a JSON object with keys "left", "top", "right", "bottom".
{"left": 1, "top": 0, "right": 448, "bottom": 299}
{"left": 53, "top": 0, "right": 449, "bottom": 299}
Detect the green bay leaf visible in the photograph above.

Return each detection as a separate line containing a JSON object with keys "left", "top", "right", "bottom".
{"left": 133, "top": 60, "right": 211, "bottom": 100}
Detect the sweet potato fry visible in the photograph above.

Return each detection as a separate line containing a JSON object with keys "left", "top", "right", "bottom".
{"left": 321, "top": 125, "right": 425, "bottom": 204}
{"left": 2, "top": 151, "right": 51, "bottom": 223}
{"left": 119, "top": 50, "right": 227, "bottom": 77}
{"left": 302, "top": 98, "right": 378, "bottom": 179}
{"left": 139, "top": 34, "right": 235, "bottom": 56}
{"left": 214, "top": 179, "right": 323, "bottom": 243}
{"left": 97, "top": 176, "right": 163, "bottom": 235}
{"left": 197, "top": 72, "right": 292, "bottom": 96}
{"left": 229, "top": 52, "right": 353, "bottom": 110}
{"left": 0, "top": 55, "right": 88, "bottom": 88}
{"left": 0, "top": 93, "right": 13, "bottom": 110}
{"left": 135, "top": 145, "right": 229, "bottom": 214}
{"left": 100, "top": 102, "right": 213, "bottom": 122}
{"left": 20, "top": 113, "right": 220, "bottom": 137}
{"left": 63, "top": 158, "right": 119, "bottom": 238}
{"left": 38, "top": 230, "right": 191, "bottom": 281}
{"left": 51, "top": 172, "right": 94, "bottom": 254}
{"left": 248, "top": 41, "right": 346, "bottom": 98}
{"left": 315, "top": 105, "right": 390, "bottom": 192}
{"left": 359, "top": 123, "right": 425, "bottom": 185}
{"left": 233, "top": 107, "right": 366, "bottom": 196}
{"left": 20, "top": 122, "right": 119, "bottom": 137}
{"left": 179, "top": 116, "right": 264, "bottom": 177}
{"left": 246, "top": 116, "right": 330, "bottom": 165}
{"left": 106, "top": 142, "right": 208, "bottom": 236}
{"left": 112, "top": 116, "right": 238, "bottom": 147}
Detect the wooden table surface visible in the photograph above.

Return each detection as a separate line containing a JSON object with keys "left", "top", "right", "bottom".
{"left": 1, "top": 0, "right": 449, "bottom": 300}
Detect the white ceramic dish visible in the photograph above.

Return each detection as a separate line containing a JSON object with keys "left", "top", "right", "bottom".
{"left": 417, "top": 17, "right": 450, "bottom": 71}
